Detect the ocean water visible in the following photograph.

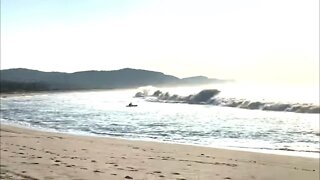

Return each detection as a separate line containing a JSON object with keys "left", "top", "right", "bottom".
{"left": 1, "top": 85, "right": 319, "bottom": 157}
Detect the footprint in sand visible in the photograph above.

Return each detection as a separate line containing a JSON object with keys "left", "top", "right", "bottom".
{"left": 124, "top": 175, "right": 133, "bottom": 179}
{"left": 93, "top": 170, "right": 103, "bottom": 173}
{"left": 105, "top": 162, "right": 115, "bottom": 165}
{"left": 126, "top": 167, "right": 138, "bottom": 172}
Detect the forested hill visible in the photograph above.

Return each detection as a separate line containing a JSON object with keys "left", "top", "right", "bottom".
{"left": 0, "top": 68, "right": 229, "bottom": 92}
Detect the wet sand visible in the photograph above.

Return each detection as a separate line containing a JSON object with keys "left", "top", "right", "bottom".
{"left": 0, "top": 124, "right": 319, "bottom": 180}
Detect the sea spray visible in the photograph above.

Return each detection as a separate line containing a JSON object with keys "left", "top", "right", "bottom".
{"left": 134, "top": 88, "right": 320, "bottom": 114}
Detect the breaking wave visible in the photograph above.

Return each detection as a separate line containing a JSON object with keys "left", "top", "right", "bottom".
{"left": 134, "top": 88, "right": 320, "bottom": 114}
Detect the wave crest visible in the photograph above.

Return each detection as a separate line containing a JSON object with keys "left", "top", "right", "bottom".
{"left": 134, "top": 88, "right": 320, "bottom": 114}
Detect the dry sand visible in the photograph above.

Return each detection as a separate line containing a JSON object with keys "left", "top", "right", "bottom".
{"left": 0, "top": 124, "right": 319, "bottom": 180}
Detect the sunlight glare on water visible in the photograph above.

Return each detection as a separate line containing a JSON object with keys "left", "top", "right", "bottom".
{"left": 0, "top": 85, "right": 319, "bottom": 157}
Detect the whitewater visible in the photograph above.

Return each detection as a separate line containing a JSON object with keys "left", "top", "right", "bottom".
{"left": 1, "top": 83, "right": 319, "bottom": 157}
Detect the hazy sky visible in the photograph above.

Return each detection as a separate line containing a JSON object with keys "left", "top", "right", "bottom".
{"left": 1, "top": 0, "right": 319, "bottom": 85}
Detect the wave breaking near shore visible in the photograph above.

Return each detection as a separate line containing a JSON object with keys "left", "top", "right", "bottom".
{"left": 134, "top": 88, "right": 320, "bottom": 114}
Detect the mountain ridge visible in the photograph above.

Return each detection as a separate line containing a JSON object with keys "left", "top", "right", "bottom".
{"left": 0, "top": 68, "right": 230, "bottom": 92}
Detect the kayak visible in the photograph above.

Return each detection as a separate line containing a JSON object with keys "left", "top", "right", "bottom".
{"left": 126, "top": 105, "right": 138, "bottom": 107}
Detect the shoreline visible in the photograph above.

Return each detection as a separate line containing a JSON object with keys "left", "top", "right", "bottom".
{"left": 1, "top": 124, "right": 319, "bottom": 180}
{"left": 0, "top": 88, "right": 132, "bottom": 97}
{"left": 1, "top": 90, "right": 320, "bottom": 114}
{"left": 1, "top": 121, "right": 319, "bottom": 159}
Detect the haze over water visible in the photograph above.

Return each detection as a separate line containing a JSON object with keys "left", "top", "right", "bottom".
{"left": 157, "top": 83, "right": 319, "bottom": 105}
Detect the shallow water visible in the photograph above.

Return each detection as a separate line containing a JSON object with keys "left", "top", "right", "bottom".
{"left": 1, "top": 89, "right": 319, "bottom": 157}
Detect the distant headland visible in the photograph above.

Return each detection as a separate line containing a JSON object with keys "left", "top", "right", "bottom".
{"left": 0, "top": 68, "right": 230, "bottom": 92}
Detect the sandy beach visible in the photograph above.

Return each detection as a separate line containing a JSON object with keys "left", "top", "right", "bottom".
{"left": 0, "top": 124, "right": 319, "bottom": 180}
